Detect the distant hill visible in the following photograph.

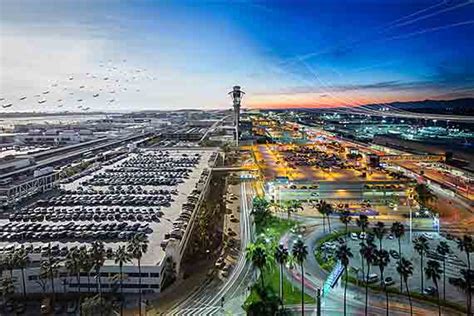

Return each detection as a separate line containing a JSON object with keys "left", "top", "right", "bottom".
{"left": 363, "top": 98, "right": 474, "bottom": 115}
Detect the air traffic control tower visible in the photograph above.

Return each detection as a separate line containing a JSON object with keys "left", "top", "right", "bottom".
{"left": 228, "top": 85, "right": 245, "bottom": 146}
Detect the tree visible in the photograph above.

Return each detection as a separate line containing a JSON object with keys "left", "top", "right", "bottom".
{"left": 339, "top": 211, "right": 352, "bottom": 241}
{"left": 361, "top": 241, "right": 376, "bottom": 316}
{"left": 335, "top": 243, "right": 353, "bottom": 316}
{"left": 449, "top": 269, "right": 472, "bottom": 314}
{"left": 114, "top": 245, "right": 132, "bottom": 316}
{"left": 310, "top": 200, "right": 325, "bottom": 233}
{"left": 65, "top": 249, "right": 82, "bottom": 315}
{"left": 127, "top": 234, "right": 149, "bottom": 316}
{"left": 14, "top": 248, "right": 30, "bottom": 297}
{"left": 356, "top": 214, "right": 369, "bottom": 235}
{"left": 0, "top": 277, "right": 15, "bottom": 303}
{"left": 274, "top": 244, "right": 289, "bottom": 307}
{"left": 161, "top": 257, "right": 177, "bottom": 290}
{"left": 4, "top": 253, "right": 15, "bottom": 278}
{"left": 390, "top": 221, "right": 405, "bottom": 292}
{"left": 374, "top": 249, "right": 390, "bottom": 315}
{"left": 397, "top": 257, "right": 414, "bottom": 315}
{"left": 372, "top": 221, "right": 387, "bottom": 251}
{"left": 413, "top": 183, "right": 437, "bottom": 207}
{"left": 282, "top": 200, "right": 303, "bottom": 219}
{"left": 246, "top": 242, "right": 271, "bottom": 288}
{"left": 81, "top": 294, "right": 115, "bottom": 316}
{"left": 252, "top": 196, "right": 271, "bottom": 225}
{"left": 292, "top": 239, "right": 308, "bottom": 316}
{"left": 221, "top": 142, "right": 232, "bottom": 164}
{"left": 436, "top": 241, "right": 450, "bottom": 301}
{"left": 425, "top": 260, "right": 442, "bottom": 316}
{"left": 80, "top": 249, "right": 94, "bottom": 294}
{"left": 90, "top": 241, "right": 106, "bottom": 301}
{"left": 413, "top": 236, "right": 429, "bottom": 291}
{"left": 316, "top": 200, "right": 333, "bottom": 232}
{"left": 457, "top": 235, "right": 474, "bottom": 270}
{"left": 42, "top": 244, "right": 59, "bottom": 308}
{"left": 457, "top": 235, "right": 473, "bottom": 312}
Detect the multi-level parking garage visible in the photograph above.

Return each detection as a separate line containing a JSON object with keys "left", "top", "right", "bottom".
{"left": 0, "top": 148, "right": 216, "bottom": 294}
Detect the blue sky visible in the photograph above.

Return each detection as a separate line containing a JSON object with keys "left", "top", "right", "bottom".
{"left": 1, "top": 0, "right": 473, "bottom": 111}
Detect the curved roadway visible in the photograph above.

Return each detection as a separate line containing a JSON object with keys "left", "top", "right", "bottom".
{"left": 168, "top": 180, "right": 254, "bottom": 315}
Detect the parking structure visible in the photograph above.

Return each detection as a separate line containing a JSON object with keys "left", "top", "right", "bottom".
{"left": 0, "top": 148, "right": 216, "bottom": 294}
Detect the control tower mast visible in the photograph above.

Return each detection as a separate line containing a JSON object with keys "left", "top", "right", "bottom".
{"left": 228, "top": 85, "right": 245, "bottom": 146}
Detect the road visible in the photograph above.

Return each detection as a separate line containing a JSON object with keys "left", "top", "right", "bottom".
{"left": 400, "top": 161, "right": 473, "bottom": 201}
{"left": 168, "top": 180, "right": 254, "bottom": 315}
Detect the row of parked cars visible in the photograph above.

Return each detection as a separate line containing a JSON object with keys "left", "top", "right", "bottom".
{"left": 62, "top": 187, "right": 178, "bottom": 196}
{"left": 160, "top": 170, "right": 209, "bottom": 250}
{"left": 0, "top": 242, "right": 117, "bottom": 260}
{"left": 0, "top": 221, "right": 152, "bottom": 242}
{"left": 8, "top": 206, "right": 164, "bottom": 223}
{"left": 42, "top": 193, "right": 173, "bottom": 207}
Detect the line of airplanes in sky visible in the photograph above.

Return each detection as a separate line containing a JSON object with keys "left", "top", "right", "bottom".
{"left": 1, "top": 59, "right": 156, "bottom": 110}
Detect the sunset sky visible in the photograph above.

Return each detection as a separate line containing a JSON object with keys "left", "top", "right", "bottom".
{"left": 1, "top": 0, "right": 473, "bottom": 112}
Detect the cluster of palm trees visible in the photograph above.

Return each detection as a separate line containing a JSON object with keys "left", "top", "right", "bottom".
{"left": 332, "top": 213, "right": 473, "bottom": 316}
{"left": 246, "top": 235, "right": 309, "bottom": 314}
{"left": 0, "top": 234, "right": 149, "bottom": 316}
{"left": 248, "top": 196, "right": 473, "bottom": 315}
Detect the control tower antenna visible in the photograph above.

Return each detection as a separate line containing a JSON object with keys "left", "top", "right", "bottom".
{"left": 228, "top": 85, "right": 245, "bottom": 146}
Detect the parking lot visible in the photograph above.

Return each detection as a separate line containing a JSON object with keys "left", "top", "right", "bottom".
{"left": 254, "top": 144, "right": 394, "bottom": 182}
{"left": 0, "top": 149, "right": 214, "bottom": 266}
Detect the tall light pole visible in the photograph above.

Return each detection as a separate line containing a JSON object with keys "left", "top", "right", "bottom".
{"left": 228, "top": 85, "right": 245, "bottom": 146}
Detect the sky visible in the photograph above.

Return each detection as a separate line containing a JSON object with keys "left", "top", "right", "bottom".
{"left": 0, "top": 0, "right": 473, "bottom": 112}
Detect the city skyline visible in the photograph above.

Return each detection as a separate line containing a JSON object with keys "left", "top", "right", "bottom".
{"left": 1, "top": 0, "right": 473, "bottom": 112}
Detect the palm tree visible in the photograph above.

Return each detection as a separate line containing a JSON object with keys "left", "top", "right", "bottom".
{"left": 457, "top": 234, "right": 474, "bottom": 270}
{"left": 43, "top": 244, "right": 59, "bottom": 307}
{"left": 356, "top": 214, "right": 369, "bottom": 235}
{"left": 292, "top": 239, "right": 308, "bottom": 315}
{"left": 274, "top": 243, "right": 289, "bottom": 307}
{"left": 14, "top": 248, "right": 30, "bottom": 297}
{"left": 246, "top": 242, "right": 270, "bottom": 288}
{"left": 372, "top": 221, "right": 387, "bottom": 250}
{"left": 457, "top": 235, "right": 473, "bottom": 312}
{"left": 283, "top": 200, "right": 303, "bottom": 219}
{"left": 425, "top": 260, "right": 442, "bottom": 316}
{"left": 449, "top": 269, "right": 471, "bottom": 314}
{"left": 0, "top": 276, "right": 15, "bottom": 303}
{"left": 127, "top": 234, "right": 149, "bottom": 316}
{"left": 80, "top": 249, "right": 94, "bottom": 294}
{"left": 65, "top": 249, "right": 82, "bottom": 314}
{"left": 390, "top": 221, "right": 405, "bottom": 292}
{"left": 436, "top": 241, "right": 450, "bottom": 301}
{"left": 316, "top": 200, "right": 333, "bottom": 232}
{"left": 361, "top": 241, "right": 376, "bottom": 316}
{"left": 397, "top": 257, "right": 414, "bottom": 315}
{"left": 335, "top": 243, "right": 353, "bottom": 316}
{"left": 310, "top": 200, "right": 325, "bottom": 233}
{"left": 90, "top": 241, "right": 106, "bottom": 299}
{"left": 4, "top": 253, "right": 15, "bottom": 278}
{"left": 374, "top": 249, "right": 390, "bottom": 315}
{"left": 413, "top": 236, "right": 429, "bottom": 291}
{"left": 41, "top": 257, "right": 58, "bottom": 308}
{"left": 114, "top": 245, "right": 132, "bottom": 316}
{"left": 339, "top": 211, "right": 352, "bottom": 241}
